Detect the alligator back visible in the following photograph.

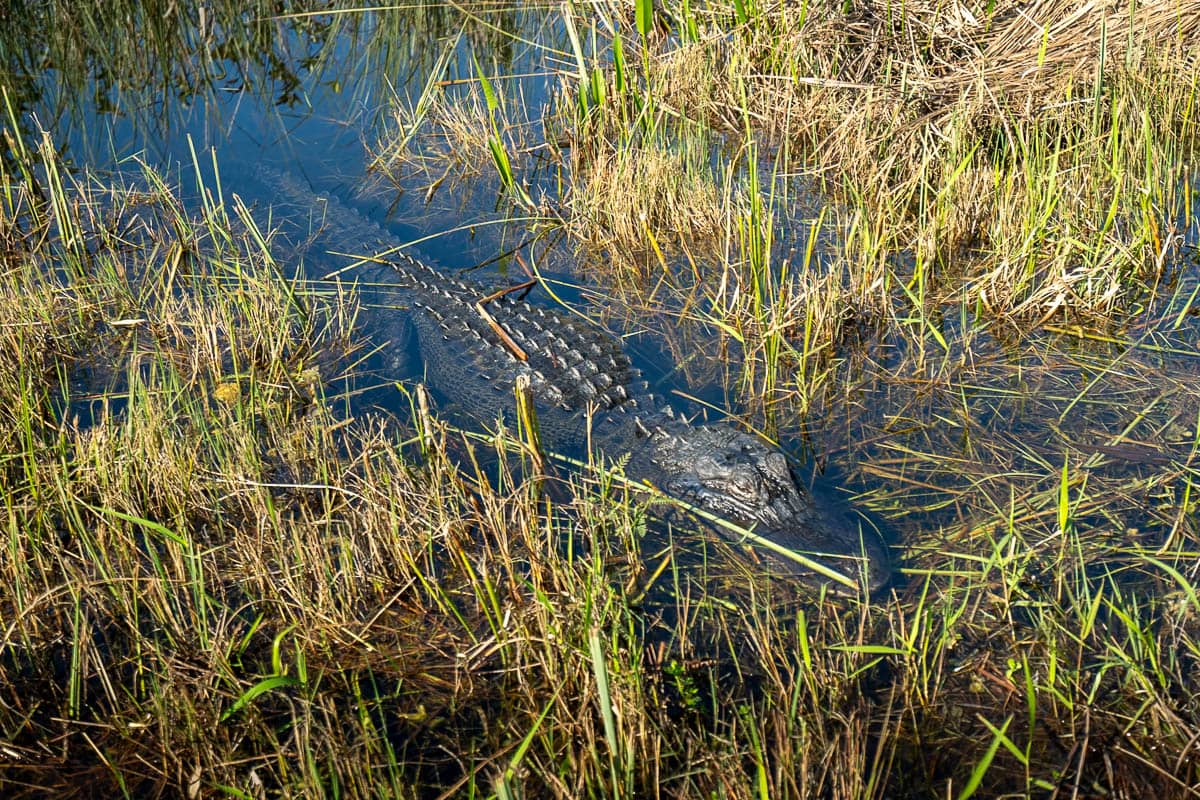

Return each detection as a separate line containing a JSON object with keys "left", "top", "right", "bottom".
{"left": 254, "top": 165, "right": 664, "bottom": 453}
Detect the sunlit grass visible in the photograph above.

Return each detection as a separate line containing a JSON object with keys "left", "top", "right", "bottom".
{"left": 371, "top": 0, "right": 1200, "bottom": 401}
{"left": 4, "top": 0, "right": 1200, "bottom": 797}
{"left": 5, "top": 140, "right": 1200, "bottom": 796}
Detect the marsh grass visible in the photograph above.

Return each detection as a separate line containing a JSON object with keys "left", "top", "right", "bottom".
{"left": 0, "top": 128, "right": 891, "bottom": 798}
{"left": 372, "top": 0, "right": 1200, "bottom": 407}
{"left": 371, "top": 48, "right": 528, "bottom": 202}
{"left": 6, "top": 1, "right": 1200, "bottom": 798}
{"left": 5, "top": 133, "right": 1200, "bottom": 797}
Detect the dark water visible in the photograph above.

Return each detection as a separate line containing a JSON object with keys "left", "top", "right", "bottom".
{"left": 4, "top": 2, "right": 1200, "bottom": 584}
{"left": 4, "top": 7, "right": 550, "bottom": 263}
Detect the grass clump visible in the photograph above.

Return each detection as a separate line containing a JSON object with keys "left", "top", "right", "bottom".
{"left": 559, "top": 135, "right": 734, "bottom": 271}
{"left": 375, "top": 0, "right": 1199, "bottom": 400}
{"left": 371, "top": 62, "right": 530, "bottom": 202}
{"left": 626, "top": 0, "right": 1200, "bottom": 320}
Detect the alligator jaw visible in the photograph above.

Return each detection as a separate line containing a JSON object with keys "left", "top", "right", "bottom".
{"left": 690, "top": 497, "right": 891, "bottom": 594}
{"left": 756, "top": 514, "right": 892, "bottom": 594}
{"left": 756, "top": 482, "right": 892, "bottom": 593}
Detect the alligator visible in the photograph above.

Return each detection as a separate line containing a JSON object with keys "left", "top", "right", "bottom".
{"left": 254, "top": 165, "right": 890, "bottom": 593}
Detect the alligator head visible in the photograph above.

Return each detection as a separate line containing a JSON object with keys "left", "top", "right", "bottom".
{"left": 644, "top": 423, "right": 890, "bottom": 593}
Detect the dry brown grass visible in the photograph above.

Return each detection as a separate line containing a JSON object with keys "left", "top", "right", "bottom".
{"left": 555, "top": 0, "right": 1200, "bottom": 328}
{"left": 562, "top": 139, "right": 737, "bottom": 267}
{"left": 373, "top": 83, "right": 497, "bottom": 191}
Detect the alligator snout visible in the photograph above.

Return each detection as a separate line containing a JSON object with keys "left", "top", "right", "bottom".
{"left": 762, "top": 512, "right": 892, "bottom": 594}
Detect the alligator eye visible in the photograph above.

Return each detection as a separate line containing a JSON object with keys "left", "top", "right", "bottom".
{"left": 731, "top": 478, "right": 758, "bottom": 500}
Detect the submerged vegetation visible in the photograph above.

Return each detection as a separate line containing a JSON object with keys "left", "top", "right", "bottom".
{"left": 3, "top": 0, "right": 1200, "bottom": 797}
